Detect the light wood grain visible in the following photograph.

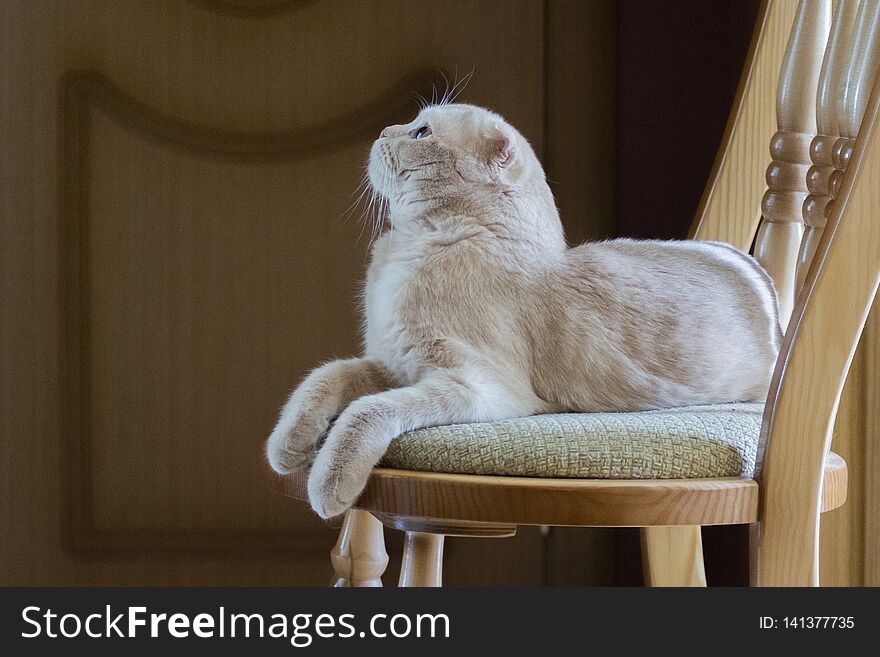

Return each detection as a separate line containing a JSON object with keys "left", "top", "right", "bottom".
{"left": 271, "top": 453, "right": 846, "bottom": 524}
{"left": 690, "top": 0, "right": 800, "bottom": 251}
{"left": 819, "top": 340, "right": 866, "bottom": 586}
{"left": 820, "top": 451, "right": 848, "bottom": 512}
{"left": 640, "top": 526, "right": 707, "bottom": 587}
{"left": 272, "top": 467, "right": 758, "bottom": 527}
{"left": 276, "top": 468, "right": 759, "bottom": 527}
{"left": 755, "top": 68, "right": 880, "bottom": 585}
{"left": 807, "top": 2, "right": 879, "bottom": 586}
{"left": 864, "top": 306, "right": 880, "bottom": 585}
{"left": 399, "top": 532, "right": 444, "bottom": 587}
{"left": 806, "top": 0, "right": 880, "bottom": 588}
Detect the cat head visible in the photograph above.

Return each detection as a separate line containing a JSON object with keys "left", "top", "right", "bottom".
{"left": 367, "top": 104, "right": 557, "bottom": 230}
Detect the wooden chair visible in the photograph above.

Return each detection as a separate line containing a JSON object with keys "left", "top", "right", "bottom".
{"left": 271, "top": 0, "right": 880, "bottom": 587}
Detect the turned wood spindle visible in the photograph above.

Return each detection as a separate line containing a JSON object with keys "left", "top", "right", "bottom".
{"left": 798, "top": 0, "right": 858, "bottom": 292}
{"left": 754, "top": 0, "right": 830, "bottom": 328}
{"left": 799, "top": 0, "right": 880, "bottom": 291}
{"left": 330, "top": 509, "right": 389, "bottom": 587}
{"left": 398, "top": 532, "right": 445, "bottom": 587}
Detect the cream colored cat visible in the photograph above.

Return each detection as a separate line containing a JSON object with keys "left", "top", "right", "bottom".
{"left": 266, "top": 103, "right": 780, "bottom": 519}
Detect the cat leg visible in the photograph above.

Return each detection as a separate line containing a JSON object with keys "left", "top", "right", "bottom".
{"left": 266, "top": 358, "right": 394, "bottom": 474}
{"left": 306, "top": 367, "right": 533, "bottom": 518}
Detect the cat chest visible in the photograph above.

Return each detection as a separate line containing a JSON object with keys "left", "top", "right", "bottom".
{"left": 372, "top": 264, "right": 503, "bottom": 383}
{"left": 363, "top": 261, "right": 424, "bottom": 376}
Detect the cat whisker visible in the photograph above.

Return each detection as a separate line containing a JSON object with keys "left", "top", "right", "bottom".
{"left": 442, "top": 67, "right": 457, "bottom": 105}
{"left": 413, "top": 91, "right": 429, "bottom": 111}
{"left": 387, "top": 168, "right": 398, "bottom": 249}
{"left": 342, "top": 175, "right": 372, "bottom": 223}
{"left": 344, "top": 190, "right": 366, "bottom": 234}
{"left": 446, "top": 68, "right": 474, "bottom": 105}
{"left": 439, "top": 70, "right": 451, "bottom": 105}
{"left": 368, "top": 171, "right": 387, "bottom": 243}
{"left": 367, "top": 168, "right": 389, "bottom": 249}
{"left": 355, "top": 202, "right": 370, "bottom": 244}
{"left": 348, "top": 170, "right": 369, "bottom": 196}
{"left": 356, "top": 182, "right": 379, "bottom": 246}
{"left": 358, "top": 187, "right": 377, "bottom": 246}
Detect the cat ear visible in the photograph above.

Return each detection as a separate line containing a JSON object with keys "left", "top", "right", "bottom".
{"left": 488, "top": 124, "right": 515, "bottom": 168}
{"left": 495, "top": 137, "right": 514, "bottom": 167}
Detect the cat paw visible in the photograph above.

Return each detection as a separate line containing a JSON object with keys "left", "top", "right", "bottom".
{"left": 306, "top": 441, "right": 372, "bottom": 519}
{"left": 265, "top": 439, "right": 312, "bottom": 475}
{"left": 265, "top": 414, "right": 324, "bottom": 474}
{"left": 306, "top": 476, "right": 351, "bottom": 520}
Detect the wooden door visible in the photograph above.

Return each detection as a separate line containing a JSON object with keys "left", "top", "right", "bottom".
{"left": 2, "top": 0, "right": 622, "bottom": 586}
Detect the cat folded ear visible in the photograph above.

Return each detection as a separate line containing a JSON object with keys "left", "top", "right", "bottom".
{"left": 487, "top": 123, "right": 516, "bottom": 168}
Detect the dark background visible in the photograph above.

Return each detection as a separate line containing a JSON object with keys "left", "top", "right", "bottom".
{"left": 617, "top": 0, "right": 760, "bottom": 239}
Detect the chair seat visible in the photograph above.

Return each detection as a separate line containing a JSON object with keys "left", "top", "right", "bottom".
{"left": 380, "top": 403, "right": 763, "bottom": 479}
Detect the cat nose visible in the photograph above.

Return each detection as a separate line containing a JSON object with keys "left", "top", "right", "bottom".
{"left": 380, "top": 127, "right": 390, "bottom": 138}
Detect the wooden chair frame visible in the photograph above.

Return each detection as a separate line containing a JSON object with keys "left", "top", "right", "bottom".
{"left": 271, "top": 0, "right": 880, "bottom": 587}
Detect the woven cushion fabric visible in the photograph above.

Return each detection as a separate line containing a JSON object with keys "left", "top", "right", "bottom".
{"left": 380, "top": 403, "right": 763, "bottom": 479}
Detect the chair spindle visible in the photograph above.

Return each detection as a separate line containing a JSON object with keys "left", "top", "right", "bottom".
{"left": 754, "top": 0, "right": 831, "bottom": 328}
{"left": 799, "top": 0, "right": 880, "bottom": 291}
{"left": 329, "top": 510, "right": 389, "bottom": 587}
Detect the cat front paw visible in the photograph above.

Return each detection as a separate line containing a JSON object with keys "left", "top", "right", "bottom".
{"left": 265, "top": 434, "right": 310, "bottom": 475}
{"left": 306, "top": 433, "right": 374, "bottom": 519}
{"left": 306, "top": 469, "right": 352, "bottom": 519}
{"left": 265, "top": 411, "right": 326, "bottom": 474}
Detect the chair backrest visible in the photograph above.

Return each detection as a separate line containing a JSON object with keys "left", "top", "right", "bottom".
{"left": 689, "top": 0, "right": 880, "bottom": 585}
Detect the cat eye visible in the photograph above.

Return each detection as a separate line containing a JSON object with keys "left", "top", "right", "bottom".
{"left": 410, "top": 125, "right": 432, "bottom": 140}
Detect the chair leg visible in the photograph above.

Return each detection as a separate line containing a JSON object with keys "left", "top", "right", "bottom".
{"left": 330, "top": 509, "right": 389, "bottom": 587}
{"left": 399, "top": 532, "right": 444, "bottom": 587}
{"left": 640, "top": 525, "right": 707, "bottom": 587}
{"left": 749, "top": 517, "right": 820, "bottom": 586}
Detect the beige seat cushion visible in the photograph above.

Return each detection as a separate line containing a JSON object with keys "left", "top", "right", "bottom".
{"left": 381, "top": 403, "right": 763, "bottom": 479}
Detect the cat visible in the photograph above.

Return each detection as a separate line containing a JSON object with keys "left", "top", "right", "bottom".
{"left": 266, "top": 102, "right": 781, "bottom": 519}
